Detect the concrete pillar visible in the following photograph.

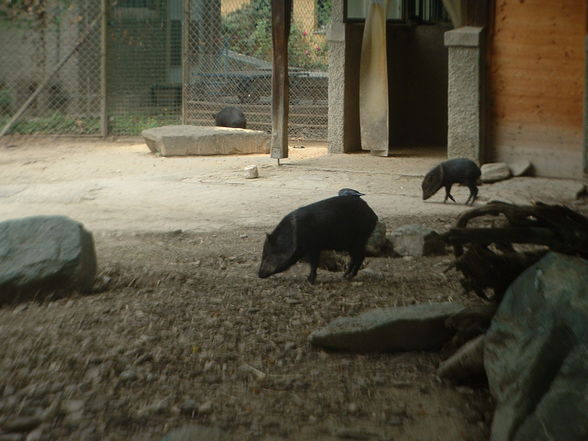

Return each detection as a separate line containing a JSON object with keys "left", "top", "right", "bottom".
{"left": 444, "top": 26, "right": 485, "bottom": 162}
{"left": 327, "top": 0, "right": 346, "bottom": 153}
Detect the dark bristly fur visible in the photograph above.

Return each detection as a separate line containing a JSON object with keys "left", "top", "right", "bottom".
{"left": 258, "top": 196, "right": 378, "bottom": 284}
{"left": 422, "top": 158, "right": 481, "bottom": 205}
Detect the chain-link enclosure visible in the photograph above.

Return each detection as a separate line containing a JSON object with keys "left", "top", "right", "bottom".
{"left": 0, "top": 0, "right": 102, "bottom": 135}
{"left": 185, "top": 0, "right": 330, "bottom": 139}
{"left": 0, "top": 0, "right": 330, "bottom": 139}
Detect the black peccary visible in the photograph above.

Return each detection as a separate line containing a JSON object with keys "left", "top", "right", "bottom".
{"left": 422, "top": 158, "right": 481, "bottom": 205}
{"left": 214, "top": 106, "right": 247, "bottom": 129}
{"left": 258, "top": 196, "right": 378, "bottom": 284}
{"left": 338, "top": 188, "right": 365, "bottom": 197}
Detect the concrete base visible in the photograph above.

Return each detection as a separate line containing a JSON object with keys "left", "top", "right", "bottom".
{"left": 142, "top": 125, "right": 270, "bottom": 157}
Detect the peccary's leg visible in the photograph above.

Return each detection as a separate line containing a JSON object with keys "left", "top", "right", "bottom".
{"left": 444, "top": 184, "right": 456, "bottom": 203}
{"left": 344, "top": 250, "right": 365, "bottom": 280}
{"left": 307, "top": 249, "right": 320, "bottom": 284}
{"left": 465, "top": 184, "right": 478, "bottom": 205}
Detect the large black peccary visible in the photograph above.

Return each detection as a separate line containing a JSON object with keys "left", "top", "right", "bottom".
{"left": 258, "top": 196, "right": 378, "bottom": 284}
{"left": 214, "top": 106, "right": 247, "bottom": 129}
{"left": 422, "top": 158, "right": 481, "bottom": 205}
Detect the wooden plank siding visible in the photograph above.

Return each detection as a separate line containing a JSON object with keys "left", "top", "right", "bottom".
{"left": 488, "top": 0, "right": 587, "bottom": 178}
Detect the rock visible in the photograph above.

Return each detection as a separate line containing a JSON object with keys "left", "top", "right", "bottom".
{"left": 25, "top": 428, "right": 43, "bottom": 441}
{"left": 481, "top": 162, "right": 511, "bottom": 183}
{"left": 61, "top": 399, "right": 85, "bottom": 414}
{"left": 389, "top": 224, "right": 445, "bottom": 257}
{"left": 437, "top": 335, "right": 486, "bottom": 382}
{"left": 485, "top": 252, "right": 588, "bottom": 441}
{"left": 197, "top": 401, "right": 213, "bottom": 415}
{"left": 244, "top": 165, "right": 259, "bottom": 179}
{"left": 142, "top": 125, "right": 270, "bottom": 157}
{"left": 0, "top": 216, "right": 96, "bottom": 303}
{"left": 508, "top": 160, "right": 532, "bottom": 177}
{"left": 179, "top": 399, "right": 198, "bottom": 415}
{"left": 365, "top": 222, "right": 388, "bottom": 256}
{"left": 160, "top": 425, "right": 229, "bottom": 441}
{"left": 309, "top": 302, "right": 464, "bottom": 352}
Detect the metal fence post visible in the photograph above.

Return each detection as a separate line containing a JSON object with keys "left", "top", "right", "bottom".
{"left": 182, "top": 0, "right": 189, "bottom": 125}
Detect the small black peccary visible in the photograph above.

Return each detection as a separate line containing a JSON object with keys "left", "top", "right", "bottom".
{"left": 258, "top": 196, "right": 378, "bottom": 284}
{"left": 422, "top": 158, "right": 481, "bottom": 205}
{"left": 214, "top": 106, "right": 247, "bottom": 129}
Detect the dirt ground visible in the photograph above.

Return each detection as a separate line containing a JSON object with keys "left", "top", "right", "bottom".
{"left": 0, "top": 137, "right": 586, "bottom": 441}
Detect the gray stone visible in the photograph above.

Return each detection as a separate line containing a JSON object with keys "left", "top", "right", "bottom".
{"left": 508, "top": 160, "right": 532, "bottom": 177}
{"left": 142, "top": 125, "right": 270, "bottom": 157}
{"left": 161, "top": 425, "right": 229, "bottom": 441}
{"left": 390, "top": 224, "right": 445, "bottom": 257}
{"left": 437, "top": 335, "right": 485, "bottom": 382}
{"left": 365, "top": 221, "right": 388, "bottom": 256}
{"left": 0, "top": 216, "right": 96, "bottom": 303}
{"left": 481, "top": 162, "right": 511, "bottom": 183}
{"left": 444, "top": 26, "right": 484, "bottom": 47}
{"left": 309, "top": 302, "right": 464, "bottom": 352}
{"left": 484, "top": 252, "right": 588, "bottom": 441}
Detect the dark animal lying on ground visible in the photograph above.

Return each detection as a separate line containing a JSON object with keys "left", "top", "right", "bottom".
{"left": 422, "top": 158, "right": 481, "bottom": 205}
{"left": 258, "top": 195, "right": 378, "bottom": 284}
{"left": 214, "top": 106, "right": 246, "bottom": 129}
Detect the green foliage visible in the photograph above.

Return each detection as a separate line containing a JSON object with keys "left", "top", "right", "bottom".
{"left": 221, "top": 0, "right": 328, "bottom": 71}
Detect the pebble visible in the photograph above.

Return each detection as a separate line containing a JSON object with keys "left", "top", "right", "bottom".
{"left": 118, "top": 370, "right": 138, "bottom": 383}
{"left": 25, "top": 428, "right": 43, "bottom": 441}
{"left": 197, "top": 401, "right": 213, "bottom": 415}
{"left": 62, "top": 399, "right": 85, "bottom": 414}
{"left": 179, "top": 399, "right": 198, "bottom": 414}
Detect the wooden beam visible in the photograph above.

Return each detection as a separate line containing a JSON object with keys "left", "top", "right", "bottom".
{"left": 270, "top": 0, "right": 292, "bottom": 160}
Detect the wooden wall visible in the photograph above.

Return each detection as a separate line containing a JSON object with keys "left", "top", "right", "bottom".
{"left": 488, "top": 0, "right": 587, "bottom": 178}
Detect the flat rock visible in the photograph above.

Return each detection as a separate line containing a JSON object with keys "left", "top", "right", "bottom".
{"left": 389, "top": 224, "right": 445, "bottom": 257}
{"left": 481, "top": 162, "right": 511, "bottom": 183}
{"left": 0, "top": 216, "right": 96, "bottom": 303}
{"left": 309, "top": 302, "right": 464, "bottom": 352}
{"left": 485, "top": 252, "right": 588, "bottom": 441}
{"left": 508, "top": 160, "right": 532, "bottom": 177}
{"left": 142, "top": 125, "right": 270, "bottom": 157}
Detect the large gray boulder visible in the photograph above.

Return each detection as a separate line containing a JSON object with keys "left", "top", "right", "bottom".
{"left": 142, "top": 125, "right": 270, "bottom": 157}
{"left": 0, "top": 216, "right": 96, "bottom": 302}
{"left": 484, "top": 252, "right": 588, "bottom": 441}
{"left": 309, "top": 302, "right": 464, "bottom": 352}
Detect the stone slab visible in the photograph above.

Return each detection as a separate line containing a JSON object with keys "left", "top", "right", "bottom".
{"left": 142, "top": 125, "right": 270, "bottom": 157}
{"left": 309, "top": 302, "right": 464, "bottom": 352}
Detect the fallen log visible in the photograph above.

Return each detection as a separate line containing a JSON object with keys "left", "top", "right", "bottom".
{"left": 441, "top": 201, "right": 588, "bottom": 302}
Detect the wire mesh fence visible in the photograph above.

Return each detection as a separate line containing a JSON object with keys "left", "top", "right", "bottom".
{"left": 0, "top": 0, "right": 330, "bottom": 140}
{"left": 0, "top": 0, "right": 102, "bottom": 135}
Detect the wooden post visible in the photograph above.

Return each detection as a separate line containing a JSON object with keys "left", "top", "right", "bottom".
{"left": 100, "top": 0, "right": 108, "bottom": 137}
{"left": 271, "top": 0, "right": 292, "bottom": 160}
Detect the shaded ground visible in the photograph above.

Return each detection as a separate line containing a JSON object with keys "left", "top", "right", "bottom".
{"left": 0, "top": 137, "right": 585, "bottom": 441}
